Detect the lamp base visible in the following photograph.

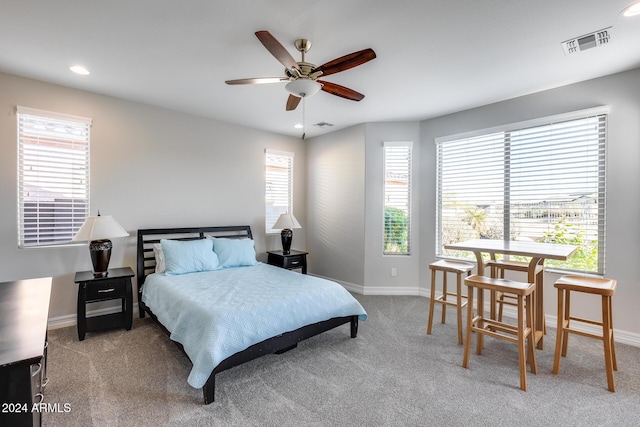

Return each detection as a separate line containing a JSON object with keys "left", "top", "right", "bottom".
{"left": 281, "top": 229, "right": 293, "bottom": 255}
{"left": 89, "top": 239, "right": 112, "bottom": 277}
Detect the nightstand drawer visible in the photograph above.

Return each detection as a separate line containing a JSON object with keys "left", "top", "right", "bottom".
{"left": 282, "top": 255, "right": 305, "bottom": 269}
{"left": 267, "top": 250, "right": 308, "bottom": 274}
{"left": 84, "top": 280, "right": 126, "bottom": 302}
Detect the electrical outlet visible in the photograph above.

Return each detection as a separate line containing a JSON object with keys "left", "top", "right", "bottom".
{"left": 391, "top": 268, "right": 397, "bottom": 277}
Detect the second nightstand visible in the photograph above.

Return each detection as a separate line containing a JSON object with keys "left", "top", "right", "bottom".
{"left": 267, "top": 250, "right": 308, "bottom": 274}
{"left": 74, "top": 266, "right": 134, "bottom": 341}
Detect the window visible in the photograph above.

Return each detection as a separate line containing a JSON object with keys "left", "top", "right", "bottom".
{"left": 265, "top": 149, "right": 294, "bottom": 233}
{"left": 384, "top": 141, "right": 412, "bottom": 255}
{"left": 436, "top": 108, "right": 607, "bottom": 274}
{"left": 17, "top": 107, "right": 91, "bottom": 247}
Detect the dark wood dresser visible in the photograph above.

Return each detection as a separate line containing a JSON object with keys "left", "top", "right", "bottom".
{"left": 0, "top": 277, "right": 52, "bottom": 427}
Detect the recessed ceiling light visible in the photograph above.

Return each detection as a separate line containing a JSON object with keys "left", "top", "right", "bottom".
{"left": 294, "top": 123, "right": 304, "bottom": 129}
{"left": 622, "top": 1, "right": 640, "bottom": 16}
{"left": 69, "top": 65, "right": 90, "bottom": 75}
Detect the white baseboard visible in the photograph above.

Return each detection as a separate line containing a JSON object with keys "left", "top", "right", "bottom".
{"left": 309, "top": 274, "right": 430, "bottom": 297}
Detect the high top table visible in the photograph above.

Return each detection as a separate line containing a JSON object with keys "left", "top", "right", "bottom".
{"left": 444, "top": 239, "right": 578, "bottom": 349}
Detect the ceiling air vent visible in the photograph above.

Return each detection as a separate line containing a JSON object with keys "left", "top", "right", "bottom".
{"left": 314, "top": 122, "right": 334, "bottom": 127}
{"left": 562, "top": 27, "right": 612, "bottom": 55}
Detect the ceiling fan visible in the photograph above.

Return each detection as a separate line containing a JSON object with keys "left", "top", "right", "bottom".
{"left": 225, "top": 31, "right": 376, "bottom": 111}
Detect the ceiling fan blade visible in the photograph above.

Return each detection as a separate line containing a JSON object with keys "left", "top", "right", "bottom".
{"left": 286, "top": 94, "right": 301, "bottom": 111}
{"left": 255, "top": 31, "right": 300, "bottom": 73}
{"left": 314, "top": 48, "right": 376, "bottom": 77}
{"left": 225, "top": 77, "right": 289, "bottom": 85}
{"left": 318, "top": 80, "right": 365, "bottom": 101}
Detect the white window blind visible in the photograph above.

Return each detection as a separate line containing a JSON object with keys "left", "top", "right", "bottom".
{"left": 265, "top": 149, "right": 294, "bottom": 234}
{"left": 17, "top": 106, "right": 91, "bottom": 247}
{"left": 436, "top": 108, "right": 607, "bottom": 274}
{"left": 384, "top": 141, "right": 412, "bottom": 255}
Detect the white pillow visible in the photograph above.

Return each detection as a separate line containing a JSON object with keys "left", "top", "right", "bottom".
{"left": 153, "top": 243, "right": 166, "bottom": 273}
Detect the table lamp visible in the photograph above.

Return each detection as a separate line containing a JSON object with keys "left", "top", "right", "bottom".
{"left": 273, "top": 213, "right": 301, "bottom": 255}
{"left": 72, "top": 213, "right": 129, "bottom": 277}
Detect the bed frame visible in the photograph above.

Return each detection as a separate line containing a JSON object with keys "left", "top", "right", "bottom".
{"left": 136, "top": 225, "right": 359, "bottom": 404}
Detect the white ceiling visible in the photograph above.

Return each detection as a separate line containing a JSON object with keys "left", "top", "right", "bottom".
{"left": 1, "top": 1, "right": 639, "bottom": 138}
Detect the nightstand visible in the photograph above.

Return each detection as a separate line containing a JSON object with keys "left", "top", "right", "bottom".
{"left": 74, "top": 267, "right": 134, "bottom": 341}
{"left": 267, "top": 250, "right": 308, "bottom": 274}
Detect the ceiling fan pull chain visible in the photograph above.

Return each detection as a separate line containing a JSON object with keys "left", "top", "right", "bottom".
{"left": 302, "top": 98, "right": 306, "bottom": 140}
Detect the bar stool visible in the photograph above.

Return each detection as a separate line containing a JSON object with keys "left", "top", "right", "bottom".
{"left": 552, "top": 275, "right": 618, "bottom": 392}
{"left": 462, "top": 274, "right": 537, "bottom": 391}
{"left": 427, "top": 259, "right": 474, "bottom": 344}
{"left": 486, "top": 259, "right": 544, "bottom": 323}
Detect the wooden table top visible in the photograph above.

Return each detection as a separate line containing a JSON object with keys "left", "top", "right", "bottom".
{"left": 444, "top": 239, "right": 578, "bottom": 260}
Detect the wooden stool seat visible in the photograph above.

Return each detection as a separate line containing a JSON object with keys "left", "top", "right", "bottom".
{"left": 427, "top": 259, "right": 474, "bottom": 345}
{"left": 462, "top": 274, "right": 537, "bottom": 391}
{"left": 552, "top": 275, "right": 617, "bottom": 392}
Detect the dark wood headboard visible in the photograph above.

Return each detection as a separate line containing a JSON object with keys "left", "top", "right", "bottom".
{"left": 136, "top": 225, "right": 253, "bottom": 290}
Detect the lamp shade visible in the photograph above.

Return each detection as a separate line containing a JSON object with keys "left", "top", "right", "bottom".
{"left": 273, "top": 213, "right": 302, "bottom": 230}
{"left": 72, "top": 215, "right": 129, "bottom": 242}
{"left": 72, "top": 215, "right": 128, "bottom": 277}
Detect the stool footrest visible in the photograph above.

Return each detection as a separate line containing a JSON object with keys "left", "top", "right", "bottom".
{"left": 562, "top": 325, "right": 605, "bottom": 341}
{"left": 568, "top": 315, "right": 603, "bottom": 328}
{"left": 497, "top": 294, "right": 518, "bottom": 306}
{"left": 471, "top": 318, "right": 531, "bottom": 344}
{"left": 435, "top": 293, "right": 468, "bottom": 308}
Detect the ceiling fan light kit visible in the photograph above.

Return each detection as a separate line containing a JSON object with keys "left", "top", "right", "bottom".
{"left": 225, "top": 30, "right": 376, "bottom": 111}
{"left": 285, "top": 79, "right": 322, "bottom": 98}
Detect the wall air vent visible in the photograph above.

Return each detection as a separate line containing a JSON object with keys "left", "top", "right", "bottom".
{"left": 314, "top": 122, "right": 334, "bottom": 127}
{"left": 562, "top": 27, "right": 612, "bottom": 55}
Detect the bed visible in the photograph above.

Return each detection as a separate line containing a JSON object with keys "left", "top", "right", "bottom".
{"left": 136, "top": 225, "right": 367, "bottom": 404}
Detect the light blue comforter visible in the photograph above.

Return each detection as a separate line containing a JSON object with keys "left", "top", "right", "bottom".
{"left": 141, "top": 263, "right": 367, "bottom": 388}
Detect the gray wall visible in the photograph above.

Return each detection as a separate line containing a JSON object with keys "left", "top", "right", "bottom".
{"left": 0, "top": 72, "right": 305, "bottom": 323}
{"left": 307, "top": 67, "right": 640, "bottom": 341}
{"left": 306, "top": 125, "right": 366, "bottom": 288}
{"left": 306, "top": 121, "right": 422, "bottom": 293}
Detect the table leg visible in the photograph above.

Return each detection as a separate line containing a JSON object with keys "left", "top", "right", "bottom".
{"left": 529, "top": 257, "right": 544, "bottom": 350}
{"left": 474, "top": 251, "right": 497, "bottom": 320}
{"left": 472, "top": 251, "right": 485, "bottom": 277}
{"left": 488, "top": 253, "right": 498, "bottom": 320}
